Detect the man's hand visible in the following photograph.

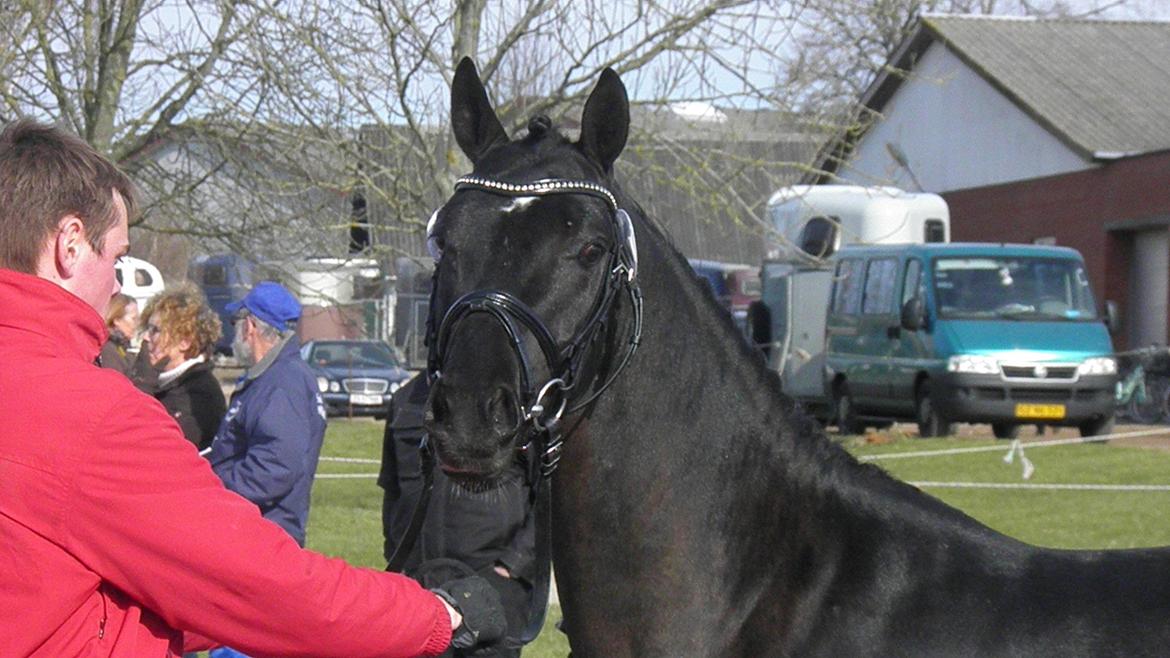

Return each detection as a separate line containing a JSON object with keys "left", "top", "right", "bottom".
{"left": 431, "top": 575, "right": 506, "bottom": 650}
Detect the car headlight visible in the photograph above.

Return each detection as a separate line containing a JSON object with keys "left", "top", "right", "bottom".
{"left": 947, "top": 354, "right": 1000, "bottom": 375}
{"left": 389, "top": 381, "right": 400, "bottom": 394}
{"left": 1078, "top": 357, "right": 1117, "bottom": 376}
{"left": 329, "top": 381, "right": 341, "bottom": 393}
{"left": 316, "top": 376, "right": 329, "bottom": 393}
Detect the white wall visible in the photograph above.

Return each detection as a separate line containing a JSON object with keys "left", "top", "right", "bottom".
{"left": 839, "top": 42, "right": 1090, "bottom": 192}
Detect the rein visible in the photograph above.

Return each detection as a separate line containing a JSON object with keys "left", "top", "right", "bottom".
{"left": 413, "top": 174, "right": 643, "bottom": 648}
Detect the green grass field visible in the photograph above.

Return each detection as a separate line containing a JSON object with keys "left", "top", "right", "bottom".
{"left": 307, "top": 420, "right": 1170, "bottom": 656}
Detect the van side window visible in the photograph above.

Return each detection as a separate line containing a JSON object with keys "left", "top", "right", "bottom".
{"left": 924, "top": 219, "right": 946, "bottom": 243}
{"left": 135, "top": 269, "right": 152, "bottom": 287}
{"left": 901, "top": 259, "right": 923, "bottom": 306}
{"left": 862, "top": 258, "right": 898, "bottom": 314}
{"left": 832, "top": 259, "right": 865, "bottom": 314}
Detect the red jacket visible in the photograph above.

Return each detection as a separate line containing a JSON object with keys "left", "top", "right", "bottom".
{"left": 0, "top": 269, "right": 451, "bottom": 657}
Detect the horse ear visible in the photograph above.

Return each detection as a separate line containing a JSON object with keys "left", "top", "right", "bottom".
{"left": 578, "top": 68, "right": 629, "bottom": 172}
{"left": 451, "top": 57, "right": 508, "bottom": 163}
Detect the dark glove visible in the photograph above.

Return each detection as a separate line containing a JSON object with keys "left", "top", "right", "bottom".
{"left": 432, "top": 575, "right": 506, "bottom": 650}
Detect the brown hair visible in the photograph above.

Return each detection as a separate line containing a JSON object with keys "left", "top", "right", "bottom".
{"left": 140, "top": 283, "right": 222, "bottom": 360}
{"left": 105, "top": 293, "right": 137, "bottom": 329}
{"left": 0, "top": 119, "right": 139, "bottom": 273}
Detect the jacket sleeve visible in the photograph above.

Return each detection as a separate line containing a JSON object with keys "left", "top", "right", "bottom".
{"left": 213, "top": 385, "right": 307, "bottom": 507}
{"left": 497, "top": 482, "right": 538, "bottom": 585}
{"left": 66, "top": 389, "right": 452, "bottom": 658}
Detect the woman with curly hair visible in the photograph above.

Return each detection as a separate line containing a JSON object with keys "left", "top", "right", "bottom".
{"left": 139, "top": 283, "right": 227, "bottom": 450}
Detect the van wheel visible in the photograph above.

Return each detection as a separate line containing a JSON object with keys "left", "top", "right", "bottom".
{"left": 1079, "top": 415, "right": 1115, "bottom": 439}
{"left": 991, "top": 423, "right": 1019, "bottom": 439}
{"left": 834, "top": 383, "right": 866, "bottom": 436}
{"left": 916, "top": 380, "right": 954, "bottom": 438}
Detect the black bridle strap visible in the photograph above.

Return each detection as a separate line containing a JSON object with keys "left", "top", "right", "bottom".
{"left": 385, "top": 436, "right": 436, "bottom": 573}
{"left": 434, "top": 290, "right": 561, "bottom": 405}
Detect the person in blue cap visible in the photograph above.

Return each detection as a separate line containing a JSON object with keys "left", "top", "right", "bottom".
{"left": 207, "top": 281, "right": 327, "bottom": 546}
{"left": 205, "top": 281, "right": 329, "bottom": 658}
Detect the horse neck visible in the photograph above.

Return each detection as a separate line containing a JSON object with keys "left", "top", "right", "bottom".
{"left": 580, "top": 230, "right": 828, "bottom": 483}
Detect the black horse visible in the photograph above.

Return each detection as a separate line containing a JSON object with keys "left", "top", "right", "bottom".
{"left": 425, "top": 58, "right": 1170, "bottom": 657}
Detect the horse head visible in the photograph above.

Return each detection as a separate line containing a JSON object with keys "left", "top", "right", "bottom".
{"left": 425, "top": 58, "right": 640, "bottom": 483}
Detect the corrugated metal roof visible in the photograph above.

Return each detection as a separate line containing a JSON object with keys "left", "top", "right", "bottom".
{"left": 921, "top": 15, "right": 1170, "bottom": 158}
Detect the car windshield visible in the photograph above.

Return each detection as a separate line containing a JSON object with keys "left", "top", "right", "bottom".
{"left": 933, "top": 256, "right": 1099, "bottom": 321}
{"left": 310, "top": 342, "right": 400, "bottom": 369}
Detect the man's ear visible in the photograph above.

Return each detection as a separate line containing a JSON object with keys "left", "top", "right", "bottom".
{"left": 53, "top": 215, "right": 87, "bottom": 278}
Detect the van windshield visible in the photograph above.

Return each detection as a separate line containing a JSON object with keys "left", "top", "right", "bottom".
{"left": 933, "top": 257, "right": 1098, "bottom": 321}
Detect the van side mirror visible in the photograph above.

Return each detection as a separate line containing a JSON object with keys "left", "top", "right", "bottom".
{"left": 1104, "top": 300, "right": 1119, "bottom": 334}
{"left": 901, "top": 297, "right": 926, "bottom": 332}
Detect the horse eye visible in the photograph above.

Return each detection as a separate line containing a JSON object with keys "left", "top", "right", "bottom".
{"left": 577, "top": 241, "right": 606, "bottom": 267}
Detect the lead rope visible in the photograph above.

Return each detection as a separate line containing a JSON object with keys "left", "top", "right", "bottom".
{"left": 386, "top": 436, "right": 436, "bottom": 573}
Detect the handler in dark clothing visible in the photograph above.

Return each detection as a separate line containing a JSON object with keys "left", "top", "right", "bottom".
{"left": 380, "top": 374, "right": 536, "bottom": 658}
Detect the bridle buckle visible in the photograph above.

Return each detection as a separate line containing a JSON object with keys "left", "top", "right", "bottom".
{"left": 527, "top": 378, "right": 568, "bottom": 431}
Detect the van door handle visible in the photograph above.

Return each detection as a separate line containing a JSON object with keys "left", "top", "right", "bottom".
{"left": 887, "top": 326, "right": 901, "bottom": 339}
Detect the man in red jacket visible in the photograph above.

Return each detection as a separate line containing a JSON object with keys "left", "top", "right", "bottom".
{"left": 0, "top": 119, "right": 504, "bottom": 657}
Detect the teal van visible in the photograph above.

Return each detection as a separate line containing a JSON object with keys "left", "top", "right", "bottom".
{"left": 825, "top": 243, "right": 1117, "bottom": 438}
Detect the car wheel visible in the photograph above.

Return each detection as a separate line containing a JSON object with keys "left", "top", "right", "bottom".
{"left": 1079, "top": 414, "right": 1115, "bottom": 439}
{"left": 916, "top": 380, "right": 953, "bottom": 438}
{"left": 834, "top": 383, "right": 866, "bottom": 436}
{"left": 991, "top": 422, "right": 1019, "bottom": 440}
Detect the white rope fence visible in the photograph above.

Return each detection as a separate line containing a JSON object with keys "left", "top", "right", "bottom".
{"left": 319, "top": 456, "right": 380, "bottom": 464}
{"left": 860, "top": 426, "right": 1170, "bottom": 491}
{"left": 316, "top": 456, "right": 380, "bottom": 479}
{"left": 311, "top": 430, "right": 1170, "bottom": 487}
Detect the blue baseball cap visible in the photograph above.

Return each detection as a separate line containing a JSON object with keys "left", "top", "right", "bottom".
{"left": 226, "top": 281, "right": 302, "bottom": 330}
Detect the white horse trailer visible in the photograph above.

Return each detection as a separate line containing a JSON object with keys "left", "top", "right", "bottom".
{"left": 755, "top": 185, "right": 950, "bottom": 419}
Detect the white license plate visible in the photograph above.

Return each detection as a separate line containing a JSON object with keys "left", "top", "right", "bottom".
{"left": 350, "top": 393, "right": 383, "bottom": 406}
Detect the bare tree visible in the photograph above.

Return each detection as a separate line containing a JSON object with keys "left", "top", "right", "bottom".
{"left": 3, "top": 0, "right": 1154, "bottom": 281}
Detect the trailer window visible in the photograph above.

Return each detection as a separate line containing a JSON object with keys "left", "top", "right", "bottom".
{"left": 797, "top": 216, "right": 839, "bottom": 258}
{"left": 924, "top": 219, "right": 946, "bottom": 243}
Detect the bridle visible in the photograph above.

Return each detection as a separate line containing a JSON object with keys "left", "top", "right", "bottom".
{"left": 392, "top": 174, "right": 643, "bottom": 649}
{"left": 427, "top": 175, "right": 644, "bottom": 478}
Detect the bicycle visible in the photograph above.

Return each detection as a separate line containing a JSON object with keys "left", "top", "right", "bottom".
{"left": 1115, "top": 346, "right": 1170, "bottom": 424}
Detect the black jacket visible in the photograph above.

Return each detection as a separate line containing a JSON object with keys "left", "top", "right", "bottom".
{"left": 378, "top": 375, "right": 536, "bottom": 584}
{"left": 152, "top": 360, "right": 227, "bottom": 451}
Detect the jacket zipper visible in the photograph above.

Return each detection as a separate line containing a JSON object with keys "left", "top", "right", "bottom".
{"left": 98, "top": 586, "right": 108, "bottom": 639}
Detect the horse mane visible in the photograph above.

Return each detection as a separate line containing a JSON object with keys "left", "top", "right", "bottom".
{"left": 514, "top": 114, "right": 911, "bottom": 505}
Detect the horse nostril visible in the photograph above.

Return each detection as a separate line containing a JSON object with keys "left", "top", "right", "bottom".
{"left": 486, "top": 386, "right": 520, "bottom": 441}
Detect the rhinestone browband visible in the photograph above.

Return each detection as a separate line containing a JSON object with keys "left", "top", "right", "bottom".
{"left": 455, "top": 176, "right": 618, "bottom": 211}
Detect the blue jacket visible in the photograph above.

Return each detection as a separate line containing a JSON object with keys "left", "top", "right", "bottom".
{"left": 209, "top": 336, "right": 327, "bottom": 546}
